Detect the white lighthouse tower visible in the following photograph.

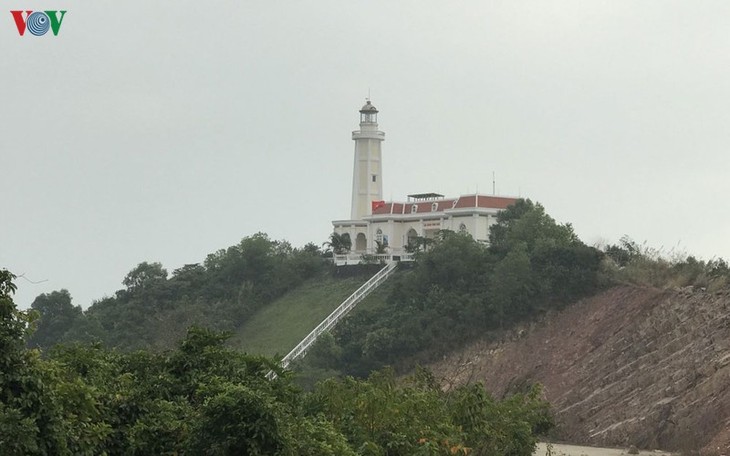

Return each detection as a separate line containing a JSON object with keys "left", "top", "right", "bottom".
{"left": 350, "top": 100, "right": 385, "bottom": 220}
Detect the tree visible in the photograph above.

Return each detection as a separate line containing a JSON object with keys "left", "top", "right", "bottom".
{"left": 309, "top": 369, "right": 466, "bottom": 455}
{"left": 171, "top": 263, "right": 207, "bottom": 291}
{"left": 301, "top": 242, "right": 323, "bottom": 256}
{"left": 188, "top": 384, "right": 286, "bottom": 455}
{"left": 27, "top": 290, "right": 83, "bottom": 350}
{"left": 324, "top": 232, "right": 352, "bottom": 255}
{"left": 450, "top": 383, "right": 553, "bottom": 456}
{"left": 488, "top": 243, "right": 534, "bottom": 325}
{"left": 0, "top": 270, "right": 23, "bottom": 357}
{"left": 0, "top": 270, "right": 66, "bottom": 455}
{"left": 416, "top": 231, "right": 487, "bottom": 291}
{"left": 122, "top": 262, "right": 168, "bottom": 291}
{"left": 488, "top": 199, "right": 578, "bottom": 258}
{"left": 404, "top": 235, "right": 434, "bottom": 253}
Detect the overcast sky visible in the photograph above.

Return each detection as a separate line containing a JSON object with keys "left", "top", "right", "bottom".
{"left": 2, "top": 1, "right": 729, "bottom": 309}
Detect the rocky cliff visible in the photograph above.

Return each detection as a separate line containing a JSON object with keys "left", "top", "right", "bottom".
{"left": 428, "top": 285, "right": 730, "bottom": 455}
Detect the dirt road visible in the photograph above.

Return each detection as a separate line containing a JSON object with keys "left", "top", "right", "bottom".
{"left": 534, "top": 443, "right": 674, "bottom": 456}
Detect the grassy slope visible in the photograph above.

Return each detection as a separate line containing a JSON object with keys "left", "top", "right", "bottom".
{"left": 228, "top": 273, "right": 369, "bottom": 357}
{"left": 344, "top": 269, "right": 401, "bottom": 315}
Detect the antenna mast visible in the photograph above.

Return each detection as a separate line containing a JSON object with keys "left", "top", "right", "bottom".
{"left": 492, "top": 171, "right": 496, "bottom": 195}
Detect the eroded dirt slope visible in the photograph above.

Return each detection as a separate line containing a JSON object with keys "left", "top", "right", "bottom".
{"left": 428, "top": 285, "right": 730, "bottom": 454}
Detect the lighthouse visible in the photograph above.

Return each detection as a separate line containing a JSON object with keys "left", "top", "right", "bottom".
{"left": 332, "top": 99, "right": 519, "bottom": 260}
{"left": 350, "top": 100, "right": 385, "bottom": 220}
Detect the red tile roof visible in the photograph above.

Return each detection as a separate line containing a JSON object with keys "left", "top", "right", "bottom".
{"left": 370, "top": 194, "right": 518, "bottom": 215}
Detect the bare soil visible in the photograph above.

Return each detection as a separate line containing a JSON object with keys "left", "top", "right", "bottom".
{"left": 428, "top": 285, "right": 730, "bottom": 455}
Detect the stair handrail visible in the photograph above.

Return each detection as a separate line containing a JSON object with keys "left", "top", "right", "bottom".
{"left": 278, "top": 262, "right": 397, "bottom": 369}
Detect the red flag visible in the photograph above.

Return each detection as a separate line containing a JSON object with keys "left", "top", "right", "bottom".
{"left": 371, "top": 200, "right": 386, "bottom": 212}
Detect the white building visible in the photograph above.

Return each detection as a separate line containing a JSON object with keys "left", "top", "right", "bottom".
{"left": 332, "top": 101, "right": 518, "bottom": 259}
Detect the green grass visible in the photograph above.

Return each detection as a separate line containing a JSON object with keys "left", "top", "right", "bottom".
{"left": 228, "top": 274, "right": 369, "bottom": 357}
{"left": 347, "top": 269, "right": 404, "bottom": 314}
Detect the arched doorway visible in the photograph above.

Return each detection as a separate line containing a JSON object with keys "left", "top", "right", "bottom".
{"left": 340, "top": 233, "right": 351, "bottom": 252}
{"left": 355, "top": 233, "right": 367, "bottom": 252}
{"left": 406, "top": 228, "right": 418, "bottom": 248}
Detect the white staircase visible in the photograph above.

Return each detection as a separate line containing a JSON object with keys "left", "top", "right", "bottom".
{"left": 267, "top": 262, "right": 397, "bottom": 379}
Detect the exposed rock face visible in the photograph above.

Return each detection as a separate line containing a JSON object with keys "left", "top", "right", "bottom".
{"left": 428, "top": 285, "right": 730, "bottom": 455}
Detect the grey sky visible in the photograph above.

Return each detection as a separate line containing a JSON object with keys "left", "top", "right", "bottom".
{"left": 2, "top": 1, "right": 729, "bottom": 309}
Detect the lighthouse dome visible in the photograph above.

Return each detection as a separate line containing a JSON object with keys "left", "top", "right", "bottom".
{"left": 360, "top": 100, "right": 378, "bottom": 113}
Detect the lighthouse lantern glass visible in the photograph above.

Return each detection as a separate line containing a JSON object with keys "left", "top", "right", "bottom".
{"left": 361, "top": 112, "right": 377, "bottom": 123}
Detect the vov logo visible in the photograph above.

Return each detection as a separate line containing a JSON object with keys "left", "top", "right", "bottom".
{"left": 10, "top": 11, "right": 67, "bottom": 36}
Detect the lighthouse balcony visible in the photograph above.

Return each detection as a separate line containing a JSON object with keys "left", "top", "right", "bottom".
{"left": 352, "top": 130, "right": 385, "bottom": 140}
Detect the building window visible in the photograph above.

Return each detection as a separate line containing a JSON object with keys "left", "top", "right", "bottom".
{"left": 372, "top": 175, "right": 377, "bottom": 182}
{"left": 411, "top": 204, "right": 418, "bottom": 214}
{"left": 431, "top": 203, "right": 438, "bottom": 212}
{"left": 459, "top": 223, "right": 467, "bottom": 233}
{"left": 376, "top": 229, "right": 383, "bottom": 243}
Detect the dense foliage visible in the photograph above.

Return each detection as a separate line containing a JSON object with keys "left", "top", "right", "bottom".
{"left": 2, "top": 269, "right": 553, "bottom": 455}
{"left": 29, "top": 199, "right": 607, "bottom": 377}
{"left": 316, "top": 199, "right": 605, "bottom": 375}
{"left": 27, "top": 233, "right": 328, "bottom": 351}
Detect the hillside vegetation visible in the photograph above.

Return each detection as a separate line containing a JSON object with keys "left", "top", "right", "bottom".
{"left": 1, "top": 269, "right": 554, "bottom": 455}
{"left": 27, "top": 233, "right": 333, "bottom": 352}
